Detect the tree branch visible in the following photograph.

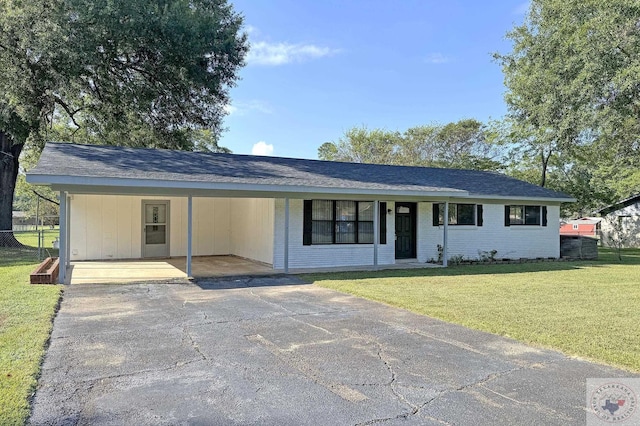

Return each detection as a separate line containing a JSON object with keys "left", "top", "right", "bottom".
{"left": 32, "top": 190, "right": 60, "bottom": 206}
{"left": 53, "top": 94, "right": 83, "bottom": 128}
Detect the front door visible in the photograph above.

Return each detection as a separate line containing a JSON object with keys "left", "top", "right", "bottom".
{"left": 142, "top": 201, "right": 169, "bottom": 258}
{"left": 395, "top": 202, "right": 416, "bottom": 259}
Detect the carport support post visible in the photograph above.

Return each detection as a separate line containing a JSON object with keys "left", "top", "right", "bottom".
{"left": 187, "top": 195, "right": 193, "bottom": 279}
{"left": 59, "top": 191, "right": 67, "bottom": 284}
{"left": 284, "top": 197, "right": 289, "bottom": 273}
{"left": 373, "top": 200, "right": 379, "bottom": 267}
{"left": 443, "top": 201, "right": 449, "bottom": 267}
{"left": 66, "top": 196, "right": 70, "bottom": 272}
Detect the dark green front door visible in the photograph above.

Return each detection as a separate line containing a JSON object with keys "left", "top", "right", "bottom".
{"left": 395, "top": 203, "right": 416, "bottom": 259}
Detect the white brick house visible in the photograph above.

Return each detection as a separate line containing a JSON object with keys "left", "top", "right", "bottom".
{"left": 27, "top": 143, "right": 574, "bottom": 283}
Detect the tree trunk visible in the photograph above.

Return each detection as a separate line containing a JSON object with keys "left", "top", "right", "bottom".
{"left": 0, "top": 130, "right": 24, "bottom": 246}
{"left": 539, "top": 149, "right": 552, "bottom": 188}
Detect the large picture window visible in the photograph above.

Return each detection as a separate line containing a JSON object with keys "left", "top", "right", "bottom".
{"left": 305, "top": 200, "right": 381, "bottom": 245}
{"left": 505, "top": 205, "right": 548, "bottom": 226}
{"left": 433, "top": 203, "right": 481, "bottom": 226}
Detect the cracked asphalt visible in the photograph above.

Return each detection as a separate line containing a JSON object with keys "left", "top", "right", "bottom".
{"left": 30, "top": 275, "right": 635, "bottom": 425}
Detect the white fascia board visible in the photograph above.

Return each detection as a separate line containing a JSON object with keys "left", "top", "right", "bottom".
{"left": 28, "top": 174, "right": 467, "bottom": 199}
{"left": 27, "top": 173, "right": 574, "bottom": 203}
{"left": 469, "top": 195, "right": 576, "bottom": 204}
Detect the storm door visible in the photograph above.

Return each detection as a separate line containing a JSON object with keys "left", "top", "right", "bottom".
{"left": 142, "top": 201, "right": 170, "bottom": 258}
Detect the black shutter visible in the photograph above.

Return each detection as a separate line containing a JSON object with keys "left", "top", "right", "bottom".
{"left": 542, "top": 206, "right": 548, "bottom": 227}
{"left": 477, "top": 205, "right": 483, "bottom": 226}
{"left": 432, "top": 203, "right": 440, "bottom": 226}
{"left": 504, "top": 205, "right": 511, "bottom": 227}
{"left": 303, "top": 200, "right": 313, "bottom": 245}
{"left": 379, "top": 202, "right": 387, "bottom": 244}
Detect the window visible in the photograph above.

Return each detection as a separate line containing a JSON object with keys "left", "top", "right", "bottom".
{"left": 433, "top": 203, "right": 480, "bottom": 226}
{"left": 505, "top": 205, "right": 548, "bottom": 226}
{"left": 572, "top": 224, "right": 579, "bottom": 230}
{"left": 305, "top": 200, "right": 380, "bottom": 245}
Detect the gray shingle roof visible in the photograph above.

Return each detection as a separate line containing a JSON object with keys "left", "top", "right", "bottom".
{"left": 29, "top": 142, "right": 572, "bottom": 200}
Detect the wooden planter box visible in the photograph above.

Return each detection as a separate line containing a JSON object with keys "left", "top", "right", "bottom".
{"left": 30, "top": 257, "right": 60, "bottom": 284}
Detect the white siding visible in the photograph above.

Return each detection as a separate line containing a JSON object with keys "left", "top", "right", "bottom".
{"left": 600, "top": 202, "right": 640, "bottom": 248}
{"left": 229, "top": 198, "right": 275, "bottom": 264}
{"left": 69, "top": 195, "right": 236, "bottom": 261}
{"left": 274, "top": 199, "right": 561, "bottom": 269}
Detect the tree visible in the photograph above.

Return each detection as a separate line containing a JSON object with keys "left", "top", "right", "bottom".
{"left": 494, "top": 0, "right": 588, "bottom": 188}
{"left": 495, "top": 0, "right": 640, "bottom": 214}
{"left": 13, "top": 175, "right": 60, "bottom": 227}
{"left": 318, "top": 120, "right": 503, "bottom": 171}
{"left": 319, "top": 127, "right": 401, "bottom": 164}
{"left": 402, "top": 119, "right": 503, "bottom": 170}
{"left": 0, "top": 0, "right": 248, "bottom": 238}
{"left": 602, "top": 216, "right": 632, "bottom": 261}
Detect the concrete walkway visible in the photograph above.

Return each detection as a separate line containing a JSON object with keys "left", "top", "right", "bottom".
{"left": 31, "top": 276, "right": 636, "bottom": 425}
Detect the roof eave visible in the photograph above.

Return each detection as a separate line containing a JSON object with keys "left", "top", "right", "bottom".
{"left": 27, "top": 173, "right": 468, "bottom": 199}
{"left": 27, "top": 173, "right": 574, "bottom": 202}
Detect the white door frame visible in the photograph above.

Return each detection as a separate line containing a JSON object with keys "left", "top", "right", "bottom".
{"left": 142, "top": 200, "right": 170, "bottom": 258}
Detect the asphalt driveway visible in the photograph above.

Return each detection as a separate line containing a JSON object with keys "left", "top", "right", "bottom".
{"left": 30, "top": 276, "right": 634, "bottom": 425}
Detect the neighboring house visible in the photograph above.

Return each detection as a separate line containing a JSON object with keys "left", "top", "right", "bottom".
{"left": 27, "top": 143, "right": 574, "bottom": 283}
{"left": 597, "top": 194, "right": 640, "bottom": 248}
{"left": 12, "top": 211, "right": 30, "bottom": 226}
{"left": 559, "top": 217, "right": 602, "bottom": 238}
{"left": 12, "top": 210, "right": 37, "bottom": 231}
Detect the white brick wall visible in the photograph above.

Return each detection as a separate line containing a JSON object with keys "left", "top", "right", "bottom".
{"left": 421, "top": 201, "right": 561, "bottom": 261}
{"left": 273, "top": 199, "right": 396, "bottom": 269}
{"left": 274, "top": 199, "right": 561, "bottom": 269}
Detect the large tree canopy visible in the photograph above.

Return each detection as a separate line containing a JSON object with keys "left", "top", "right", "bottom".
{"left": 0, "top": 0, "right": 248, "bottom": 233}
{"left": 495, "top": 0, "right": 640, "bottom": 215}
{"left": 318, "top": 120, "right": 503, "bottom": 171}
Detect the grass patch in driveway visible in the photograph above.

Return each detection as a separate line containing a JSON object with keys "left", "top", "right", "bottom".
{"left": 0, "top": 253, "right": 62, "bottom": 425}
{"left": 304, "top": 248, "right": 640, "bottom": 372}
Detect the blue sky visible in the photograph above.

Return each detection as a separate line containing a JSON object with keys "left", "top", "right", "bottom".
{"left": 219, "top": 0, "right": 529, "bottom": 159}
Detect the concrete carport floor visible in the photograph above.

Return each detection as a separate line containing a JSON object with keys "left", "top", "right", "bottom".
{"left": 67, "top": 255, "right": 275, "bottom": 284}
{"left": 30, "top": 276, "right": 637, "bottom": 425}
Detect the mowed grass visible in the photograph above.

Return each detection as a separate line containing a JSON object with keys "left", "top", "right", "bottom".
{"left": 1, "top": 241, "right": 62, "bottom": 424}
{"left": 304, "top": 248, "right": 640, "bottom": 372}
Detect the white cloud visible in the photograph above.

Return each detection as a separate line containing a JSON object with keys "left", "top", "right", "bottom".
{"left": 424, "top": 53, "right": 451, "bottom": 64}
{"left": 244, "top": 25, "right": 258, "bottom": 35}
{"left": 225, "top": 100, "right": 273, "bottom": 116}
{"left": 247, "top": 41, "right": 340, "bottom": 66}
{"left": 251, "top": 141, "right": 274, "bottom": 156}
{"left": 224, "top": 104, "right": 238, "bottom": 115}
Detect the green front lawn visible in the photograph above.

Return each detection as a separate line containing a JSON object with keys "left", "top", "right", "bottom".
{"left": 0, "top": 253, "right": 61, "bottom": 424}
{"left": 305, "top": 248, "right": 640, "bottom": 372}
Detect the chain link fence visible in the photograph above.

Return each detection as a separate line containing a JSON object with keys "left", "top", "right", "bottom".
{"left": 0, "top": 229, "right": 60, "bottom": 262}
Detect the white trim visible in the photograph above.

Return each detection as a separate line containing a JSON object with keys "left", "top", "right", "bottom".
{"left": 284, "top": 198, "right": 290, "bottom": 273}
{"left": 65, "top": 195, "right": 70, "bottom": 272}
{"left": 443, "top": 201, "right": 449, "bottom": 267}
{"left": 374, "top": 200, "right": 379, "bottom": 267}
{"left": 27, "top": 173, "right": 574, "bottom": 203}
